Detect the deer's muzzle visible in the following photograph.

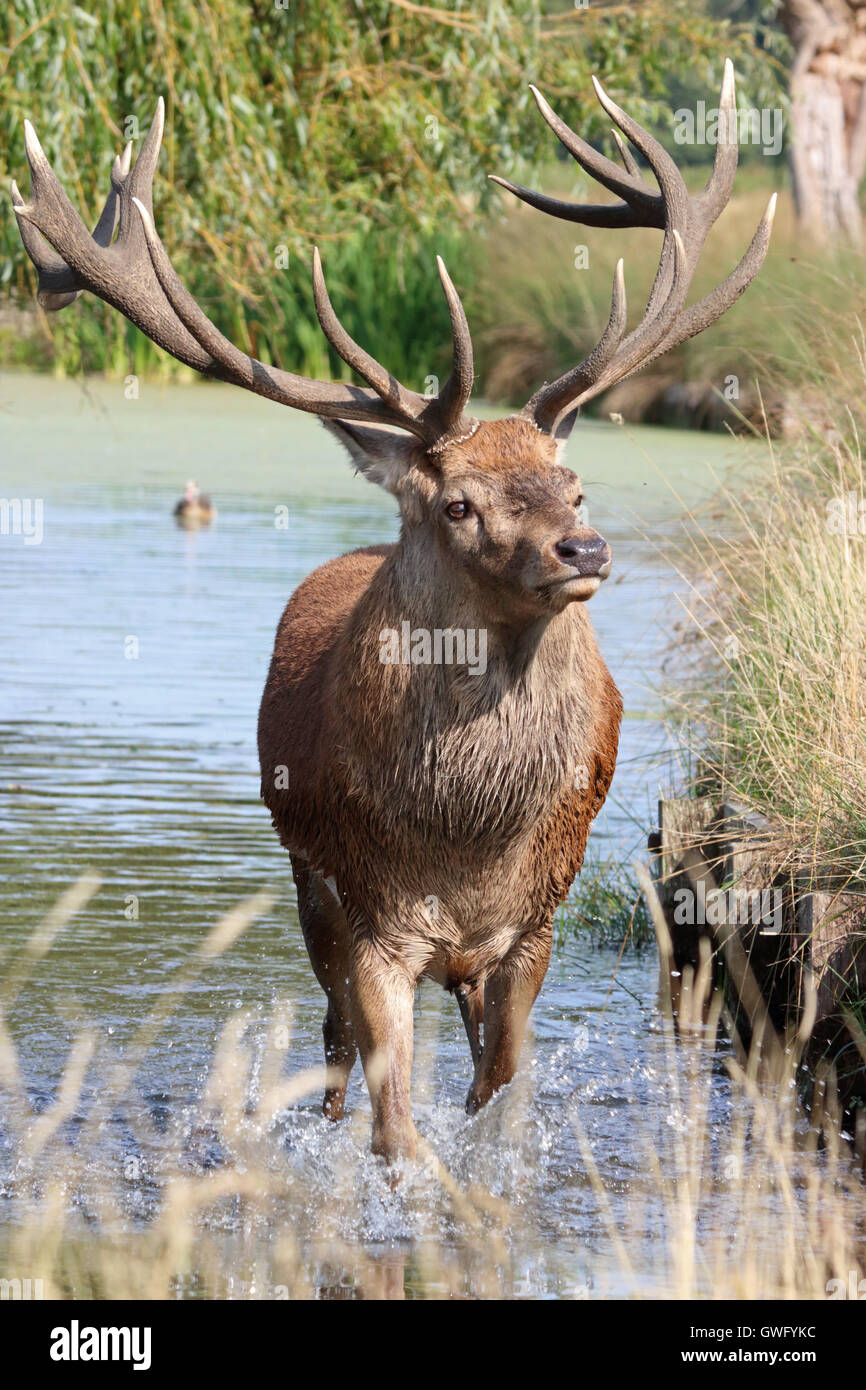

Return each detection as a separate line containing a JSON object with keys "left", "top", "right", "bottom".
{"left": 553, "top": 534, "right": 612, "bottom": 579}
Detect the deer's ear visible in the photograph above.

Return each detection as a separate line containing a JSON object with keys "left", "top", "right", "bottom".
{"left": 321, "top": 419, "right": 417, "bottom": 493}
{"left": 552, "top": 406, "right": 579, "bottom": 457}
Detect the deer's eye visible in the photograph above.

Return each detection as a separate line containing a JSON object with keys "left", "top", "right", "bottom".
{"left": 574, "top": 495, "right": 585, "bottom": 510}
{"left": 445, "top": 500, "right": 469, "bottom": 521}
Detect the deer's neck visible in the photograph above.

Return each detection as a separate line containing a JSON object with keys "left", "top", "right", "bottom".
{"left": 362, "top": 525, "right": 598, "bottom": 689}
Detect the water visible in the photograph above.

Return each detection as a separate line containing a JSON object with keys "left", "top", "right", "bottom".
{"left": 0, "top": 372, "right": 760, "bottom": 1296}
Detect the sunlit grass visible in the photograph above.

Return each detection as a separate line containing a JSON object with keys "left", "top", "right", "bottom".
{"left": 662, "top": 332, "right": 866, "bottom": 888}
{"left": 648, "top": 310, "right": 866, "bottom": 1099}
{"left": 561, "top": 853, "right": 653, "bottom": 949}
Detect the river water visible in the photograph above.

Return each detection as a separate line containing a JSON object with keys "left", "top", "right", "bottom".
{"left": 0, "top": 371, "right": 767, "bottom": 1297}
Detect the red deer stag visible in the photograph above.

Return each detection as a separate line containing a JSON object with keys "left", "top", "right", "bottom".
{"left": 12, "top": 63, "right": 773, "bottom": 1161}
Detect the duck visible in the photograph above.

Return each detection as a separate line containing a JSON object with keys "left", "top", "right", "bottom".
{"left": 173, "top": 480, "right": 216, "bottom": 527}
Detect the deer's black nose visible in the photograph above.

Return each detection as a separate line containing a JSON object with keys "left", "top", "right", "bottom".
{"left": 554, "top": 535, "right": 612, "bottom": 578}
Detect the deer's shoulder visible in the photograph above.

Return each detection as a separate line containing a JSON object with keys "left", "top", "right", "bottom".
{"left": 288, "top": 544, "right": 394, "bottom": 620}
{"left": 270, "top": 545, "right": 395, "bottom": 670}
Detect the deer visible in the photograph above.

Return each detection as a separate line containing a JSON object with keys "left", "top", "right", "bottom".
{"left": 12, "top": 62, "right": 774, "bottom": 1162}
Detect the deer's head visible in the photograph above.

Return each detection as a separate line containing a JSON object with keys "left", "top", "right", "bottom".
{"left": 327, "top": 414, "right": 610, "bottom": 617}
{"left": 12, "top": 63, "right": 774, "bottom": 625}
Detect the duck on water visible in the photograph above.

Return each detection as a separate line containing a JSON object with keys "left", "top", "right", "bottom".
{"left": 174, "top": 480, "right": 216, "bottom": 527}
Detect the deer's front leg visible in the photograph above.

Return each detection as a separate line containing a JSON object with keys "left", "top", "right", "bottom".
{"left": 466, "top": 922, "right": 553, "bottom": 1115}
{"left": 350, "top": 936, "right": 418, "bottom": 1162}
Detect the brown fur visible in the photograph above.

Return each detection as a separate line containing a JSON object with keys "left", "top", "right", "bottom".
{"left": 258, "top": 416, "right": 622, "bottom": 1159}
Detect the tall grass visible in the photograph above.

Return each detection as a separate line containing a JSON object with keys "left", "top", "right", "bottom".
{"left": 661, "top": 319, "right": 866, "bottom": 890}
{"left": 1, "top": 880, "right": 864, "bottom": 1300}
{"left": 561, "top": 852, "right": 653, "bottom": 949}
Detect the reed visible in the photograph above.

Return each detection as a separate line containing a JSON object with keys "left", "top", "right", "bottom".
{"left": 661, "top": 322, "right": 866, "bottom": 890}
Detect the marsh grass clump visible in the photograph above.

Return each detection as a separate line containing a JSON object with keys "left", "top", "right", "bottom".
{"left": 561, "top": 854, "right": 653, "bottom": 949}
{"left": 663, "top": 340, "right": 866, "bottom": 890}
{"left": 655, "top": 314, "right": 866, "bottom": 1101}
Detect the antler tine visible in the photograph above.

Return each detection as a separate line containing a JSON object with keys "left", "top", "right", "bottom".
{"left": 589, "top": 75, "right": 690, "bottom": 324}
{"left": 124, "top": 99, "right": 164, "bottom": 216}
{"left": 311, "top": 249, "right": 476, "bottom": 444}
{"left": 14, "top": 100, "right": 465, "bottom": 434}
{"left": 527, "top": 76, "right": 693, "bottom": 436}
{"left": 12, "top": 105, "right": 216, "bottom": 372}
{"left": 132, "top": 200, "right": 422, "bottom": 429}
{"left": 488, "top": 174, "right": 644, "bottom": 229}
{"left": 610, "top": 129, "right": 641, "bottom": 180}
{"left": 18, "top": 139, "right": 131, "bottom": 307}
{"left": 12, "top": 179, "right": 79, "bottom": 310}
{"left": 700, "top": 59, "right": 738, "bottom": 221}
{"left": 97, "top": 143, "right": 132, "bottom": 236}
{"left": 311, "top": 248, "right": 431, "bottom": 434}
{"left": 490, "top": 85, "right": 664, "bottom": 231}
{"left": 528, "top": 85, "right": 661, "bottom": 222}
{"left": 537, "top": 230, "right": 688, "bottom": 436}
{"left": 12, "top": 121, "right": 125, "bottom": 310}
{"left": 590, "top": 76, "right": 689, "bottom": 240}
{"left": 430, "top": 256, "right": 476, "bottom": 439}
{"left": 603, "top": 191, "right": 777, "bottom": 389}
{"left": 523, "top": 258, "right": 627, "bottom": 435}
{"left": 568, "top": 67, "right": 763, "bottom": 405}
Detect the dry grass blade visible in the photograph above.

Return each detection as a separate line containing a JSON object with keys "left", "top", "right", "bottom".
{"left": 1, "top": 872, "right": 101, "bottom": 1010}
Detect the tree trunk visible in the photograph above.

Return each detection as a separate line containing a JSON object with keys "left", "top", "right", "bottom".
{"left": 781, "top": 0, "right": 866, "bottom": 243}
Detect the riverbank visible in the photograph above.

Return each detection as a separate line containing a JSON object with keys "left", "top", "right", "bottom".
{"left": 656, "top": 308, "right": 866, "bottom": 1101}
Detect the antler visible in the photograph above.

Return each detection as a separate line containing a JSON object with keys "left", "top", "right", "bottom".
{"left": 491, "top": 61, "right": 776, "bottom": 437}
{"left": 10, "top": 100, "right": 476, "bottom": 449}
